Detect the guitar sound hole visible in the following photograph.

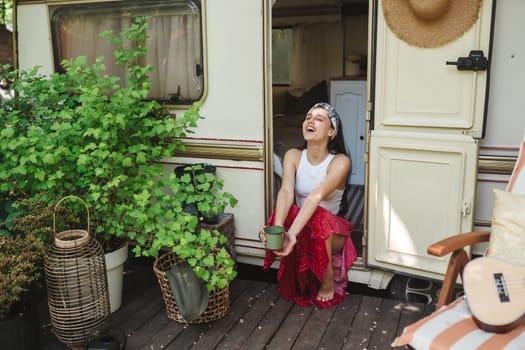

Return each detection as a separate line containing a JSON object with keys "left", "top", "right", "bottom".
{"left": 493, "top": 273, "right": 510, "bottom": 302}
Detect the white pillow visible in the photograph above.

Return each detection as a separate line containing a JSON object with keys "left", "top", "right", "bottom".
{"left": 488, "top": 189, "right": 525, "bottom": 265}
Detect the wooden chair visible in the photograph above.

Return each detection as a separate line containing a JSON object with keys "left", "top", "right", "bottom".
{"left": 427, "top": 230, "right": 490, "bottom": 310}
{"left": 429, "top": 133, "right": 525, "bottom": 311}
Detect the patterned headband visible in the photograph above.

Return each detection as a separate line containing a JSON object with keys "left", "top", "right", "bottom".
{"left": 310, "top": 102, "right": 339, "bottom": 136}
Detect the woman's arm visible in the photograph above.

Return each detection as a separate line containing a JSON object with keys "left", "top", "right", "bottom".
{"left": 273, "top": 148, "right": 301, "bottom": 226}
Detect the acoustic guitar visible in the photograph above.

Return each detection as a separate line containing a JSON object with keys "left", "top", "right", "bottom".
{"left": 463, "top": 256, "right": 525, "bottom": 333}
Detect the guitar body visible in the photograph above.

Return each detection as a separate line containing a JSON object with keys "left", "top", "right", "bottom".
{"left": 463, "top": 256, "right": 525, "bottom": 333}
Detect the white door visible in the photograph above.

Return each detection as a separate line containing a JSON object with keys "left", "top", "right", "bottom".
{"left": 330, "top": 80, "right": 367, "bottom": 185}
{"left": 368, "top": 0, "right": 495, "bottom": 279}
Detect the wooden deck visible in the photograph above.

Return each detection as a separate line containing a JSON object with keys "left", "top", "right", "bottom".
{"left": 40, "top": 258, "right": 433, "bottom": 350}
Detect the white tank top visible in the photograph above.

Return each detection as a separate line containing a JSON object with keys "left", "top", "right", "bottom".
{"left": 295, "top": 150, "right": 344, "bottom": 215}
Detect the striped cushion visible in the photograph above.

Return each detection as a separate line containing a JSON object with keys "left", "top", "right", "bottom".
{"left": 392, "top": 297, "right": 525, "bottom": 349}
{"left": 507, "top": 139, "right": 525, "bottom": 194}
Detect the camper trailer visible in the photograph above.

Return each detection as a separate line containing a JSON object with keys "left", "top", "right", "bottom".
{"left": 12, "top": 0, "right": 525, "bottom": 299}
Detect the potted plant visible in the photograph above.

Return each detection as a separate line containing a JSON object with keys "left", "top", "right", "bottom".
{"left": 145, "top": 166, "right": 238, "bottom": 323}
{"left": 0, "top": 233, "right": 44, "bottom": 350}
{"left": 0, "top": 195, "right": 59, "bottom": 350}
{"left": 0, "top": 17, "right": 237, "bottom": 317}
{"left": 174, "top": 163, "right": 238, "bottom": 224}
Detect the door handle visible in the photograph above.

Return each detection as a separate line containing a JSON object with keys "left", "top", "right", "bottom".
{"left": 446, "top": 50, "right": 488, "bottom": 71}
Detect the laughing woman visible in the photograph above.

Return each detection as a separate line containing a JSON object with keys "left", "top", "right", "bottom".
{"left": 262, "top": 102, "right": 357, "bottom": 308}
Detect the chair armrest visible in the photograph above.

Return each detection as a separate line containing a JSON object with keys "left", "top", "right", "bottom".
{"left": 427, "top": 231, "right": 490, "bottom": 257}
{"left": 428, "top": 231, "right": 490, "bottom": 309}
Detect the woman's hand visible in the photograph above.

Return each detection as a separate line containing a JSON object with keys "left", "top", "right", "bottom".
{"left": 274, "top": 231, "right": 297, "bottom": 257}
{"left": 258, "top": 226, "right": 267, "bottom": 245}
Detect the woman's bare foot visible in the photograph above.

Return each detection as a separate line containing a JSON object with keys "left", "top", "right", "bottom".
{"left": 317, "top": 264, "right": 334, "bottom": 302}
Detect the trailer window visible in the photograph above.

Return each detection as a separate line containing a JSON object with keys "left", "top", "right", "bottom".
{"left": 50, "top": 0, "right": 203, "bottom": 104}
{"left": 272, "top": 27, "right": 292, "bottom": 85}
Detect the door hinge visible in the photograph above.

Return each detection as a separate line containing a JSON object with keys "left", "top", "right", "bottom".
{"left": 462, "top": 201, "right": 472, "bottom": 216}
{"left": 367, "top": 101, "right": 374, "bottom": 113}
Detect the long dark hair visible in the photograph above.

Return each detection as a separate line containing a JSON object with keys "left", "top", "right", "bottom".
{"left": 327, "top": 112, "right": 348, "bottom": 156}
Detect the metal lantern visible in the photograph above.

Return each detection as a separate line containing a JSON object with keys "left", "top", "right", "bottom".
{"left": 44, "top": 196, "right": 110, "bottom": 348}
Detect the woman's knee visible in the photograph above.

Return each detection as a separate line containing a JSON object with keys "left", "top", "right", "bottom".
{"left": 331, "top": 234, "right": 345, "bottom": 254}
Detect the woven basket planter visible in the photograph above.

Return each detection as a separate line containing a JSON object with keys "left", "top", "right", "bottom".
{"left": 153, "top": 252, "right": 229, "bottom": 324}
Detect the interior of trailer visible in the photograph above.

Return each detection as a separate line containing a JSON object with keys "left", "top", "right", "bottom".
{"left": 271, "top": 0, "right": 368, "bottom": 255}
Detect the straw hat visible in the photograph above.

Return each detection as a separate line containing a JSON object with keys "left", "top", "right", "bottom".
{"left": 382, "top": 0, "right": 482, "bottom": 48}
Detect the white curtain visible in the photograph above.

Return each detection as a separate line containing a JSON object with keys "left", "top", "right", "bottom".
{"left": 56, "top": 10, "right": 201, "bottom": 101}
{"left": 146, "top": 14, "right": 201, "bottom": 100}
{"left": 58, "top": 15, "right": 132, "bottom": 75}
{"left": 289, "top": 22, "right": 343, "bottom": 90}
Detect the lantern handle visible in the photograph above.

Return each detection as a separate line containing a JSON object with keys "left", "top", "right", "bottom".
{"left": 53, "top": 195, "right": 91, "bottom": 239}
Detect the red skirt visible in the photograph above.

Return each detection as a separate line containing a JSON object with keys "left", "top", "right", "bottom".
{"left": 263, "top": 204, "right": 357, "bottom": 308}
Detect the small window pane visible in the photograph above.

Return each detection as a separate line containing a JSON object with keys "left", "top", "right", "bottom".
{"left": 272, "top": 28, "right": 292, "bottom": 85}
{"left": 50, "top": 0, "right": 203, "bottom": 104}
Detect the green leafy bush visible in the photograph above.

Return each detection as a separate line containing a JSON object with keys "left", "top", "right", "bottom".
{"left": 0, "top": 17, "right": 237, "bottom": 291}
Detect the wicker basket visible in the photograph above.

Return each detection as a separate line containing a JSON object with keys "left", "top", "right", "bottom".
{"left": 44, "top": 196, "right": 110, "bottom": 348}
{"left": 153, "top": 252, "right": 229, "bottom": 324}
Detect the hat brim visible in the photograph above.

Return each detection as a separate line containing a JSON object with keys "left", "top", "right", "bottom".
{"left": 382, "top": 0, "right": 482, "bottom": 48}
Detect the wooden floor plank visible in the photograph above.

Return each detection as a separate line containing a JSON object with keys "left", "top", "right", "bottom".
{"left": 266, "top": 303, "right": 314, "bottom": 350}
{"left": 40, "top": 259, "right": 440, "bottom": 350}
{"left": 320, "top": 294, "right": 362, "bottom": 349}
{"left": 229, "top": 278, "right": 253, "bottom": 300}
{"left": 107, "top": 284, "right": 165, "bottom": 335}
{"left": 239, "top": 295, "right": 295, "bottom": 350}
{"left": 164, "top": 323, "right": 210, "bottom": 350}
{"left": 368, "top": 298, "right": 404, "bottom": 349}
{"left": 127, "top": 309, "right": 181, "bottom": 350}
{"left": 292, "top": 305, "right": 336, "bottom": 350}
{"left": 160, "top": 279, "right": 255, "bottom": 349}
{"left": 342, "top": 295, "right": 383, "bottom": 350}
{"left": 215, "top": 283, "right": 282, "bottom": 350}
{"left": 187, "top": 281, "right": 270, "bottom": 349}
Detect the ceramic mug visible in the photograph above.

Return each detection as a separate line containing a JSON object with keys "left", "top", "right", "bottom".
{"left": 259, "top": 225, "right": 284, "bottom": 250}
